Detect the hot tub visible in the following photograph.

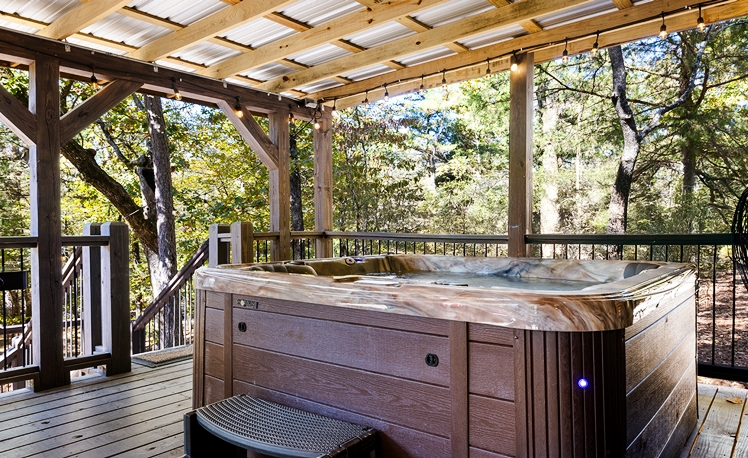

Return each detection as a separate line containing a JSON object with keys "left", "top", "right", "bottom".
{"left": 192, "top": 255, "right": 697, "bottom": 458}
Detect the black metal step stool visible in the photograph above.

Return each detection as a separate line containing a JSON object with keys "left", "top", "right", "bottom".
{"left": 184, "top": 395, "right": 377, "bottom": 458}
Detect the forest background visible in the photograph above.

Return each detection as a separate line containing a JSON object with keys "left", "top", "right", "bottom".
{"left": 1, "top": 20, "right": 748, "bottom": 311}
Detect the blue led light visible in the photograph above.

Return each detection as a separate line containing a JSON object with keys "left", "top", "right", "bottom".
{"left": 577, "top": 378, "right": 589, "bottom": 389}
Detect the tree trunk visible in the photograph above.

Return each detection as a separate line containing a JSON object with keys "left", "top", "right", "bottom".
{"left": 289, "top": 127, "right": 304, "bottom": 259}
{"left": 606, "top": 45, "right": 641, "bottom": 236}
{"left": 145, "top": 95, "right": 178, "bottom": 347}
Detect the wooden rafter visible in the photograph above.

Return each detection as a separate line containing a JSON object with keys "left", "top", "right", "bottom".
{"left": 0, "top": 82, "right": 36, "bottom": 145}
{"left": 318, "top": 0, "right": 745, "bottom": 108}
{"left": 37, "top": 0, "right": 132, "bottom": 40}
{"left": 486, "top": 0, "right": 543, "bottom": 33}
{"left": 257, "top": 0, "right": 591, "bottom": 93}
{"left": 198, "top": 0, "right": 447, "bottom": 80}
{"left": 128, "top": 0, "right": 297, "bottom": 62}
{"left": 217, "top": 99, "right": 279, "bottom": 169}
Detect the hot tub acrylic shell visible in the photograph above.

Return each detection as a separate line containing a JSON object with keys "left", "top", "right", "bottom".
{"left": 193, "top": 255, "right": 697, "bottom": 457}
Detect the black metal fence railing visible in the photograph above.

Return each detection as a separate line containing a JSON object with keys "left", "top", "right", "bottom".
{"left": 0, "top": 245, "right": 32, "bottom": 392}
{"left": 325, "top": 232, "right": 510, "bottom": 258}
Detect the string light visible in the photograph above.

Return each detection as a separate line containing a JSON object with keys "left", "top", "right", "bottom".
{"left": 278, "top": 94, "right": 282, "bottom": 101}
{"left": 171, "top": 77, "right": 182, "bottom": 100}
{"left": 659, "top": 12, "right": 668, "bottom": 39}
{"left": 233, "top": 96, "right": 243, "bottom": 118}
{"left": 332, "top": 98, "right": 337, "bottom": 112}
{"left": 509, "top": 53, "right": 518, "bottom": 72}
{"left": 419, "top": 75, "right": 425, "bottom": 94}
{"left": 485, "top": 58, "right": 491, "bottom": 78}
{"left": 591, "top": 31, "right": 600, "bottom": 56}
{"left": 363, "top": 90, "right": 368, "bottom": 104}
{"left": 89, "top": 67, "right": 98, "bottom": 90}
{"left": 697, "top": 6, "right": 706, "bottom": 31}
{"left": 441, "top": 69, "right": 446, "bottom": 87}
{"left": 562, "top": 37, "right": 569, "bottom": 63}
{"left": 383, "top": 83, "right": 389, "bottom": 101}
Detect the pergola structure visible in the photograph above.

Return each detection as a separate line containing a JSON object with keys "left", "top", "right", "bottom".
{"left": 0, "top": 0, "right": 747, "bottom": 392}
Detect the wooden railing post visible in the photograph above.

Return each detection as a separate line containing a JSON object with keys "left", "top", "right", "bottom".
{"left": 209, "top": 224, "right": 230, "bottom": 267}
{"left": 231, "top": 222, "right": 254, "bottom": 264}
{"left": 82, "top": 223, "right": 102, "bottom": 355}
{"left": 101, "top": 222, "right": 130, "bottom": 376}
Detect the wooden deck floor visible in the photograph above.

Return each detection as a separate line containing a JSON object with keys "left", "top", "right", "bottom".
{"left": 0, "top": 359, "right": 191, "bottom": 458}
{"left": 0, "top": 362, "right": 746, "bottom": 458}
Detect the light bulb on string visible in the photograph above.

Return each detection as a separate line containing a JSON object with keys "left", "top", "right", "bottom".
{"left": 331, "top": 98, "right": 337, "bottom": 112}
{"left": 363, "top": 90, "right": 369, "bottom": 104}
{"left": 509, "top": 53, "right": 518, "bottom": 72}
{"left": 313, "top": 114, "right": 320, "bottom": 130}
{"left": 171, "top": 77, "right": 182, "bottom": 100}
{"left": 659, "top": 12, "right": 668, "bottom": 39}
{"left": 441, "top": 69, "right": 447, "bottom": 87}
{"left": 562, "top": 38, "right": 569, "bottom": 63}
{"left": 90, "top": 69, "right": 99, "bottom": 90}
{"left": 419, "top": 75, "right": 425, "bottom": 94}
{"left": 591, "top": 31, "right": 600, "bottom": 56}
{"left": 697, "top": 6, "right": 706, "bottom": 31}
{"left": 485, "top": 58, "right": 491, "bottom": 78}
{"left": 383, "top": 83, "right": 389, "bottom": 101}
{"left": 234, "top": 96, "right": 243, "bottom": 118}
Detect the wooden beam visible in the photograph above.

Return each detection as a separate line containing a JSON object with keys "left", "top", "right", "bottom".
{"left": 314, "top": 0, "right": 738, "bottom": 106}
{"left": 60, "top": 79, "right": 143, "bottom": 142}
{"left": 0, "top": 28, "right": 309, "bottom": 117}
{"left": 199, "top": 0, "right": 447, "bottom": 79}
{"left": 36, "top": 0, "right": 132, "bottom": 40}
{"left": 611, "top": 0, "right": 635, "bottom": 9}
{"left": 29, "top": 55, "right": 66, "bottom": 391}
{"left": 216, "top": 99, "right": 279, "bottom": 169}
{"left": 507, "top": 52, "right": 534, "bottom": 258}
{"left": 128, "top": 0, "right": 297, "bottom": 62}
{"left": 257, "top": 0, "right": 591, "bottom": 92}
{"left": 0, "top": 82, "right": 36, "bottom": 145}
{"left": 486, "top": 0, "right": 544, "bottom": 33}
{"left": 265, "top": 11, "right": 311, "bottom": 32}
{"left": 396, "top": 15, "right": 469, "bottom": 53}
{"left": 269, "top": 110, "right": 291, "bottom": 261}
{"left": 313, "top": 113, "right": 333, "bottom": 258}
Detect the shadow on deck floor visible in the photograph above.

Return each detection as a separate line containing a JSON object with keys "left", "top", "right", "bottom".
{"left": 0, "top": 362, "right": 746, "bottom": 458}
{"left": 0, "top": 359, "right": 191, "bottom": 458}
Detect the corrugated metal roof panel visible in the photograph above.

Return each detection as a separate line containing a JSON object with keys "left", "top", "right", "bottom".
{"left": 396, "top": 46, "right": 456, "bottom": 67}
{"left": 341, "top": 64, "right": 393, "bottom": 81}
{"left": 172, "top": 42, "right": 241, "bottom": 67}
{"left": 458, "top": 24, "right": 525, "bottom": 50}
{"left": 345, "top": 22, "right": 414, "bottom": 49}
{"left": 281, "top": 0, "right": 363, "bottom": 27}
{"left": 82, "top": 13, "right": 171, "bottom": 48}
{"left": 413, "top": 0, "right": 493, "bottom": 28}
{"left": 0, "top": 19, "right": 38, "bottom": 34}
{"left": 535, "top": 0, "right": 616, "bottom": 29}
{"left": 222, "top": 18, "right": 296, "bottom": 48}
{"left": 241, "top": 62, "right": 295, "bottom": 82}
{"left": 0, "top": 0, "right": 78, "bottom": 24}
{"left": 155, "top": 58, "right": 198, "bottom": 73}
{"left": 128, "top": 0, "right": 226, "bottom": 26}
{"left": 288, "top": 43, "right": 351, "bottom": 67}
{"left": 65, "top": 35, "right": 128, "bottom": 55}
{"left": 295, "top": 79, "right": 343, "bottom": 94}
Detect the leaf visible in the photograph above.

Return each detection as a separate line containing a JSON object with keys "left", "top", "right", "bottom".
{"left": 726, "top": 396, "right": 744, "bottom": 405}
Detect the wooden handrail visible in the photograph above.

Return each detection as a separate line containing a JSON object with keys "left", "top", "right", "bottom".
{"left": 132, "top": 240, "right": 209, "bottom": 331}
{"left": 324, "top": 231, "right": 510, "bottom": 243}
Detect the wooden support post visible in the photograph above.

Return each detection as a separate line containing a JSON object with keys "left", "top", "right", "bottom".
{"left": 100, "top": 222, "right": 130, "bottom": 376}
{"left": 29, "top": 55, "right": 66, "bottom": 391}
{"left": 230, "top": 221, "right": 254, "bottom": 264}
{"left": 269, "top": 110, "right": 291, "bottom": 261}
{"left": 82, "top": 223, "right": 102, "bottom": 355}
{"left": 508, "top": 52, "right": 534, "bottom": 258}
{"left": 209, "top": 224, "right": 230, "bottom": 267}
{"left": 313, "top": 113, "right": 334, "bottom": 258}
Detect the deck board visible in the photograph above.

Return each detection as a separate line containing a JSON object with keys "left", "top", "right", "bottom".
{"left": 1, "top": 360, "right": 746, "bottom": 458}
{"left": 0, "top": 359, "right": 191, "bottom": 458}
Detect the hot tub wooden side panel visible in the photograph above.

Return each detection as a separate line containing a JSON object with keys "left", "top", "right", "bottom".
{"left": 625, "top": 295, "right": 697, "bottom": 457}
{"left": 514, "top": 329, "right": 627, "bottom": 458}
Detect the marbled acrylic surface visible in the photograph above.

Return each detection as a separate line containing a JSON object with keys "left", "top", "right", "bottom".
{"left": 195, "top": 255, "right": 695, "bottom": 332}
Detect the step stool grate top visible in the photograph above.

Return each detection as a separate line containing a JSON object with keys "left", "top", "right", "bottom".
{"left": 195, "top": 395, "right": 373, "bottom": 458}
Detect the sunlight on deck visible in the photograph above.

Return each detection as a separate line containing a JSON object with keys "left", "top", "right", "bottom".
{"left": 0, "top": 360, "right": 746, "bottom": 457}
{"left": 0, "top": 359, "right": 191, "bottom": 457}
